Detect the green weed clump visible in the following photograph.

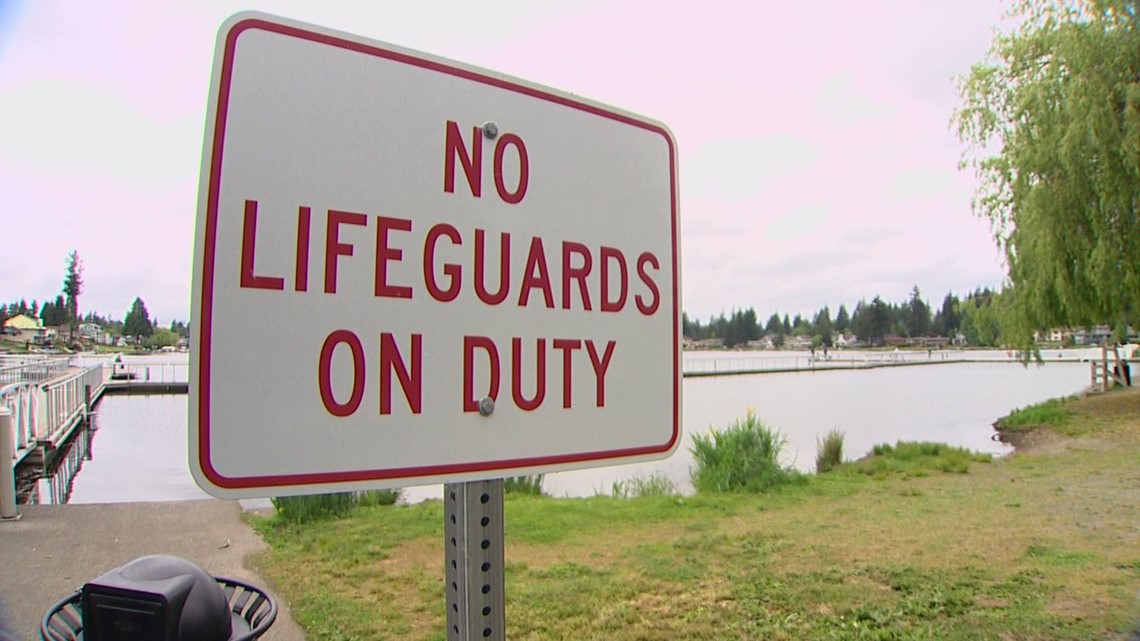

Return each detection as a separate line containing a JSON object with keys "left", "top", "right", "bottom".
{"left": 611, "top": 472, "right": 678, "bottom": 498}
{"left": 996, "top": 396, "right": 1076, "bottom": 432}
{"left": 504, "top": 475, "right": 545, "bottom": 496}
{"left": 815, "top": 428, "right": 845, "bottom": 473}
{"left": 850, "top": 441, "right": 992, "bottom": 478}
{"left": 271, "top": 492, "right": 356, "bottom": 522}
{"left": 356, "top": 488, "right": 401, "bottom": 507}
{"left": 690, "top": 409, "right": 805, "bottom": 493}
{"left": 271, "top": 488, "right": 401, "bottom": 522}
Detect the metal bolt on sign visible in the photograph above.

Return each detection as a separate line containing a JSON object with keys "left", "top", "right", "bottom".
{"left": 445, "top": 479, "right": 505, "bottom": 640}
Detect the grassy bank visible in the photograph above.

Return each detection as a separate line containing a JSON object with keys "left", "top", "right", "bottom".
{"left": 250, "top": 389, "right": 1140, "bottom": 640}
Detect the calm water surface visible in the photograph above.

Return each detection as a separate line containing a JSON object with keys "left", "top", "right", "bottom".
{"left": 57, "top": 352, "right": 1094, "bottom": 504}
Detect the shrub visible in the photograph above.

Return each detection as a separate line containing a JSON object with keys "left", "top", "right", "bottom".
{"left": 851, "top": 441, "right": 992, "bottom": 478}
{"left": 356, "top": 488, "right": 401, "bottom": 507}
{"left": 815, "top": 429, "right": 845, "bottom": 473}
{"left": 690, "top": 409, "right": 805, "bottom": 493}
{"left": 503, "top": 475, "right": 545, "bottom": 496}
{"left": 611, "top": 473, "right": 678, "bottom": 498}
{"left": 996, "top": 396, "right": 1075, "bottom": 432}
{"left": 271, "top": 492, "right": 356, "bottom": 522}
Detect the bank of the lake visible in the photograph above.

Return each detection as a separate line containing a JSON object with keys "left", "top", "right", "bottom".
{"left": 41, "top": 351, "right": 1093, "bottom": 505}
{"left": 249, "top": 388, "right": 1140, "bottom": 640}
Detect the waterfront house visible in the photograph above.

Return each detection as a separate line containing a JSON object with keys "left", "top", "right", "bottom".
{"left": 78, "top": 322, "right": 104, "bottom": 342}
{"left": 2, "top": 314, "right": 48, "bottom": 345}
{"left": 787, "top": 335, "right": 813, "bottom": 350}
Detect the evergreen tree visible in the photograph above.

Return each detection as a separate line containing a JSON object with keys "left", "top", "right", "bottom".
{"left": 939, "top": 293, "right": 961, "bottom": 337}
{"left": 62, "top": 250, "right": 84, "bottom": 340}
{"left": 813, "top": 306, "right": 833, "bottom": 346}
{"left": 123, "top": 297, "right": 154, "bottom": 339}
{"left": 907, "top": 286, "right": 931, "bottom": 336}
{"left": 765, "top": 313, "right": 783, "bottom": 336}
{"left": 834, "top": 304, "right": 850, "bottom": 332}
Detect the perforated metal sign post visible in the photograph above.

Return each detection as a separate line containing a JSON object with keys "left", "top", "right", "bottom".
{"left": 195, "top": 12, "right": 679, "bottom": 640}
{"left": 444, "top": 480, "right": 505, "bottom": 640}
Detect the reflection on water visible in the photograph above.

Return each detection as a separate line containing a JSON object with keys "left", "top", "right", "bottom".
{"left": 27, "top": 395, "right": 211, "bottom": 505}
{"left": 35, "top": 359, "right": 1093, "bottom": 504}
{"left": 17, "top": 424, "right": 92, "bottom": 505}
{"left": 417, "top": 360, "right": 1092, "bottom": 502}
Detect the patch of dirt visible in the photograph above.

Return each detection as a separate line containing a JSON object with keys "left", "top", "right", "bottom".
{"left": 994, "top": 425, "right": 1064, "bottom": 453}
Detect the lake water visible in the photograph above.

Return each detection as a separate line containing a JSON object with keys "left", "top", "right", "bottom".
{"left": 38, "top": 349, "right": 1098, "bottom": 505}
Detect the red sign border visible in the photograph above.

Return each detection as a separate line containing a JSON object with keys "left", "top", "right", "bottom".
{"left": 196, "top": 17, "right": 680, "bottom": 490}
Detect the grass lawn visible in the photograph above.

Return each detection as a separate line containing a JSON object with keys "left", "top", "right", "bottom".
{"left": 249, "top": 388, "right": 1140, "bottom": 640}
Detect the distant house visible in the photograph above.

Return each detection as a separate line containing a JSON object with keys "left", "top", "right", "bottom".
{"left": 79, "top": 323, "right": 102, "bottom": 339}
{"left": 2, "top": 314, "right": 48, "bottom": 344}
{"left": 3, "top": 314, "right": 39, "bottom": 330}
{"left": 787, "top": 335, "right": 813, "bottom": 350}
{"left": 912, "top": 336, "right": 949, "bottom": 349}
{"left": 693, "top": 338, "right": 723, "bottom": 350}
{"left": 1071, "top": 326, "right": 1113, "bottom": 345}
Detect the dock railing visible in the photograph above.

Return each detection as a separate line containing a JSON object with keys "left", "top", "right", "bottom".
{"left": 0, "top": 356, "right": 70, "bottom": 386}
{"left": 40, "top": 365, "right": 106, "bottom": 445}
{"left": 107, "top": 360, "right": 189, "bottom": 384}
{"left": 0, "top": 381, "right": 40, "bottom": 464}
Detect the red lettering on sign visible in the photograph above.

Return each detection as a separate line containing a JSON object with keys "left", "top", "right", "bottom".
{"left": 562, "top": 242, "right": 593, "bottom": 310}
{"left": 552, "top": 338, "right": 581, "bottom": 408}
{"left": 240, "top": 200, "right": 285, "bottom": 291}
{"left": 493, "top": 133, "right": 529, "bottom": 204}
{"left": 444, "top": 121, "right": 482, "bottom": 198}
{"left": 585, "top": 339, "right": 616, "bottom": 407}
{"left": 518, "top": 237, "right": 554, "bottom": 308}
{"left": 600, "top": 246, "right": 628, "bottom": 312}
{"left": 463, "top": 336, "right": 501, "bottom": 412}
{"left": 294, "top": 206, "right": 311, "bottom": 292}
{"left": 512, "top": 337, "right": 546, "bottom": 411}
{"left": 475, "top": 229, "right": 510, "bottom": 305}
{"left": 374, "top": 216, "right": 413, "bottom": 299}
{"left": 318, "top": 329, "right": 365, "bottom": 417}
{"left": 380, "top": 332, "right": 421, "bottom": 415}
{"left": 424, "top": 223, "right": 462, "bottom": 302}
{"left": 635, "top": 252, "right": 660, "bottom": 315}
{"left": 324, "top": 210, "right": 367, "bottom": 294}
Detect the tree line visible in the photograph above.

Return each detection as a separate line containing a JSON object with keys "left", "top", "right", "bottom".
{"left": 684, "top": 286, "right": 1003, "bottom": 348}
{"left": 0, "top": 250, "right": 188, "bottom": 348}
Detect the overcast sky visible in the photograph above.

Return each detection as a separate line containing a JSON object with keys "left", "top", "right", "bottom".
{"left": 0, "top": 0, "right": 1012, "bottom": 325}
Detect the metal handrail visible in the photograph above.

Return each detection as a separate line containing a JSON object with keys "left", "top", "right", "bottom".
{"left": 0, "top": 357, "right": 69, "bottom": 386}
{"left": 0, "top": 381, "right": 39, "bottom": 459}
{"left": 107, "top": 361, "right": 189, "bottom": 384}
{"left": 40, "top": 366, "right": 104, "bottom": 442}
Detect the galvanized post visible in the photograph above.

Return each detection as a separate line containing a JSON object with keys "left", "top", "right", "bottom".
{"left": 84, "top": 384, "right": 92, "bottom": 426}
{"left": 444, "top": 479, "right": 505, "bottom": 641}
{"left": 0, "top": 407, "right": 19, "bottom": 520}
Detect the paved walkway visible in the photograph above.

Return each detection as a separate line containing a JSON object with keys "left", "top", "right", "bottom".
{"left": 0, "top": 500, "right": 304, "bottom": 641}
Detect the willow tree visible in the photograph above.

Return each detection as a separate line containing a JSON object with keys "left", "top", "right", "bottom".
{"left": 955, "top": 0, "right": 1140, "bottom": 348}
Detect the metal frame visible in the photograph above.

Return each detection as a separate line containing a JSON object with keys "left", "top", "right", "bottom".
{"left": 444, "top": 479, "right": 505, "bottom": 640}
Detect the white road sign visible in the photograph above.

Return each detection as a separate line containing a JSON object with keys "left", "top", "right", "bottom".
{"left": 190, "top": 13, "right": 681, "bottom": 497}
